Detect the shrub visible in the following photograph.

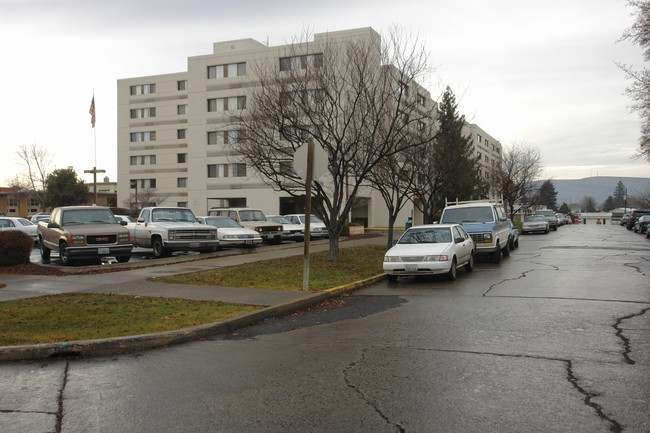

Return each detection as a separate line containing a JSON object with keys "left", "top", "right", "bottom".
{"left": 0, "top": 230, "right": 33, "bottom": 266}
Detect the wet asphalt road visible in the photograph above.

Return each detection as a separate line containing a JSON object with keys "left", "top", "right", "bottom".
{"left": 2, "top": 223, "right": 650, "bottom": 433}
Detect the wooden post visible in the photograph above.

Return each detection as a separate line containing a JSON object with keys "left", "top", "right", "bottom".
{"left": 302, "top": 139, "right": 314, "bottom": 291}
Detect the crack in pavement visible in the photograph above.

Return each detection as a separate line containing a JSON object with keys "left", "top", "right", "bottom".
{"left": 421, "top": 348, "right": 624, "bottom": 433}
{"left": 0, "top": 409, "right": 57, "bottom": 415}
{"left": 348, "top": 346, "right": 624, "bottom": 433}
{"left": 343, "top": 349, "right": 406, "bottom": 433}
{"left": 623, "top": 256, "right": 649, "bottom": 276}
{"left": 55, "top": 361, "right": 69, "bottom": 433}
{"left": 613, "top": 307, "right": 650, "bottom": 365}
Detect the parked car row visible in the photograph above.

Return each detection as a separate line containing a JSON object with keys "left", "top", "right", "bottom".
{"left": 621, "top": 210, "right": 650, "bottom": 238}
{"left": 384, "top": 200, "right": 517, "bottom": 282}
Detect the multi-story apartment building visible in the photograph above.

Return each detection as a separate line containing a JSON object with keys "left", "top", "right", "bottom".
{"left": 464, "top": 123, "right": 502, "bottom": 181}
{"left": 117, "top": 27, "right": 501, "bottom": 227}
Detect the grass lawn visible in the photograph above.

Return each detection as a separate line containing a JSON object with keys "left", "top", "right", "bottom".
{"left": 0, "top": 293, "right": 261, "bottom": 346}
{"left": 155, "top": 245, "right": 387, "bottom": 291}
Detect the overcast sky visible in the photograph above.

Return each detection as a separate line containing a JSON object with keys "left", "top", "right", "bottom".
{"left": 1, "top": 0, "right": 648, "bottom": 186}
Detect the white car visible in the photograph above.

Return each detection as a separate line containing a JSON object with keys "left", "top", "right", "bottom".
{"left": 114, "top": 215, "right": 137, "bottom": 224}
{"left": 522, "top": 215, "right": 549, "bottom": 234}
{"left": 283, "top": 214, "right": 329, "bottom": 239}
{"left": 383, "top": 224, "right": 475, "bottom": 281}
{"left": 197, "top": 216, "right": 262, "bottom": 248}
{"left": 267, "top": 215, "right": 304, "bottom": 241}
{"left": 0, "top": 217, "right": 39, "bottom": 243}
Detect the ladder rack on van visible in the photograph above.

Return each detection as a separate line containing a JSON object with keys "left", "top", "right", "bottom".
{"left": 445, "top": 198, "right": 503, "bottom": 206}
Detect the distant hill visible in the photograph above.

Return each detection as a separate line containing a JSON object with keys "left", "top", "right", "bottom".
{"left": 535, "top": 176, "right": 650, "bottom": 206}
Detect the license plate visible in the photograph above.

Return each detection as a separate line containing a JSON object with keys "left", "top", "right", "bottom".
{"left": 244, "top": 241, "right": 252, "bottom": 245}
{"left": 405, "top": 265, "right": 418, "bottom": 272}
{"left": 190, "top": 242, "right": 200, "bottom": 248}
{"left": 268, "top": 235, "right": 275, "bottom": 239}
{"left": 98, "top": 248, "right": 110, "bottom": 255}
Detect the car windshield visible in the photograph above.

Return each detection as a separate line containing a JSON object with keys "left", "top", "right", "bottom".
{"left": 18, "top": 219, "right": 35, "bottom": 226}
{"left": 239, "top": 210, "right": 266, "bottom": 221}
{"left": 398, "top": 227, "right": 452, "bottom": 244}
{"left": 309, "top": 215, "right": 324, "bottom": 223}
{"left": 441, "top": 207, "right": 493, "bottom": 223}
{"left": 268, "top": 216, "right": 291, "bottom": 224}
{"left": 525, "top": 216, "right": 546, "bottom": 222}
{"left": 206, "top": 217, "right": 241, "bottom": 228}
{"left": 535, "top": 210, "right": 555, "bottom": 216}
{"left": 151, "top": 208, "right": 197, "bottom": 223}
{"left": 62, "top": 209, "right": 118, "bottom": 225}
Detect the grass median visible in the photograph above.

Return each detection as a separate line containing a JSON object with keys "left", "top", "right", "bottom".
{"left": 155, "top": 245, "right": 387, "bottom": 291}
{"left": 0, "top": 245, "right": 387, "bottom": 346}
{"left": 0, "top": 293, "right": 261, "bottom": 346}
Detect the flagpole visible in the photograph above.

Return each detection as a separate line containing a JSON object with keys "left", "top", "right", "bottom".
{"left": 85, "top": 92, "right": 104, "bottom": 205}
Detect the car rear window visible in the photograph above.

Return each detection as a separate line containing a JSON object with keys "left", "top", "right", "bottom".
{"left": 441, "top": 207, "right": 494, "bottom": 224}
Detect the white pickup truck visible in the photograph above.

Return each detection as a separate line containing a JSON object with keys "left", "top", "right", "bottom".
{"left": 130, "top": 207, "right": 219, "bottom": 258}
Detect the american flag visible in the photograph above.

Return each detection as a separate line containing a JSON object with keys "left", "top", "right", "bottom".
{"left": 89, "top": 96, "right": 96, "bottom": 128}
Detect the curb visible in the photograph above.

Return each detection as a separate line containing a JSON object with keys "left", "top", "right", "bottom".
{"left": 0, "top": 274, "right": 387, "bottom": 362}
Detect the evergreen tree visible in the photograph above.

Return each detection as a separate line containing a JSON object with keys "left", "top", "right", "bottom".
{"left": 613, "top": 180, "right": 627, "bottom": 208}
{"left": 434, "top": 87, "right": 485, "bottom": 209}
{"left": 559, "top": 202, "right": 571, "bottom": 214}
{"left": 44, "top": 168, "right": 90, "bottom": 208}
{"left": 538, "top": 179, "right": 558, "bottom": 210}
{"left": 581, "top": 196, "right": 598, "bottom": 212}
{"left": 602, "top": 196, "right": 617, "bottom": 212}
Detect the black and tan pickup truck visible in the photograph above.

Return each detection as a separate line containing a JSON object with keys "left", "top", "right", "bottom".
{"left": 37, "top": 206, "right": 133, "bottom": 265}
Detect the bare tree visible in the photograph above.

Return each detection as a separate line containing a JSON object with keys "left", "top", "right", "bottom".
{"left": 618, "top": 0, "right": 650, "bottom": 162}
{"left": 232, "top": 28, "right": 435, "bottom": 260}
{"left": 121, "top": 189, "right": 167, "bottom": 210}
{"left": 489, "top": 143, "right": 543, "bottom": 217}
{"left": 15, "top": 143, "right": 52, "bottom": 210}
{"left": 367, "top": 148, "right": 423, "bottom": 247}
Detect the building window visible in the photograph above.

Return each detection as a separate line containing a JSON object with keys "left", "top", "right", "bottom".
{"left": 177, "top": 178, "right": 187, "bottom": 188}
{"left": 130, "top": 107, "right": 156, "bottom": 118}
{"left": 207, "top": 62, "right": 246, "bottom": 79}
{"left": 129, "top": 179, "right": 156, "bottom": 189}
{"left": 129, "top": 84, "right": 156, "bottom": 95}
{"left": 208, "top": 129, "right": 246, "bottom": 145}
{"left": 177, "top": 129, "right": 187, "bottom": 139}
{"left": 477, "top": 134, "right": 482, "bottom": 143}
{"left": 8, "top": 198, "right": 18, "bottom": 207}
{"left": 177, "top": 104, "right": 187, "bottom": 115}
{"left": 130, "top": 155, "right": 156, "bottom": 166}
{"left": 279, "top": 161, "right": 293, "bottom": 175}
{"left": 177, "top": 153, "right": 187, "bottom": 163}
{"left": 177, "top": 80, "right": 187, "bottom": 91}
{"left": 130, "top": 131, "right": 156, "bottom": 142}
{"left": 207, "top": 96, "right": 246, "bottom": 112}
{"left": 417, "top": 93, "right": 426, "bottom": 106}
{"left": 207, "top": 163, "right": 247, "bottom": 178}
{"left": 177, "top": 202, "right": 188, "bottom": 207}
{"left": 279, "top": 53, "right": 323, "bottom": 71}
{"left": 130, "top": 179, "right": 157, "bottom": 189}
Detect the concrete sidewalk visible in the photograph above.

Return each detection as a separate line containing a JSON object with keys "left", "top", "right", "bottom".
{"left": 0, "top": 235, "right": 388, "bottom": 361}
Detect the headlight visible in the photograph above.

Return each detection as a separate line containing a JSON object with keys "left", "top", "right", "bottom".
{"left": 424, "top": 255, "right": 449, "bottom": 262}
{"left": 118, "top": 233, "right": 130, "bottom": 242}
{"left": 70, "top": 235, "right": 85, "bottom": 245}
{"left": 223, "top": 235, "right": 236, "bottom": 239}
{"left": 384, "top": 256, "right": 401, "bottom": 262}
{"left": 168, "top": 230, "right": 176, "bottom": 240}
{"left": 482, "top": 233, "right": 493, "bottom": 242}
{"left": 210, "top": 230, "right": 217, "bottom": 239}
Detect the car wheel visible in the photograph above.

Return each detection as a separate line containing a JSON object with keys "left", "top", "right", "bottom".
{"left": 514, "top": 238, "right": 519, "bottom": 248}
{"left": 544, "top": 228, "right": 549, "bottom": 234}
{"left": 59, "top": 242, "right": 73, "bottom": 266}
{"left": 386, "top": 274, "right": 398, "bottom": 282}
{"left": 491, "top": 243, "right": 501, "bottom": 264}
{"left": 39, "top": 238, "right": 50, "bottom": 260}
{"left": 464, "top": 253, "right": 474, "bottom": 272}
{"left": 447, "top": 258, "right": 457, "bottom": 281}
{"left": 152, "top": 238, "right": 169, "bottom": 258}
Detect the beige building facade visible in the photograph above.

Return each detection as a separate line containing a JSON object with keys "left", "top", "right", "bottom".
{"left": 117, "top": 28, "right": 501, "bottom": 227}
